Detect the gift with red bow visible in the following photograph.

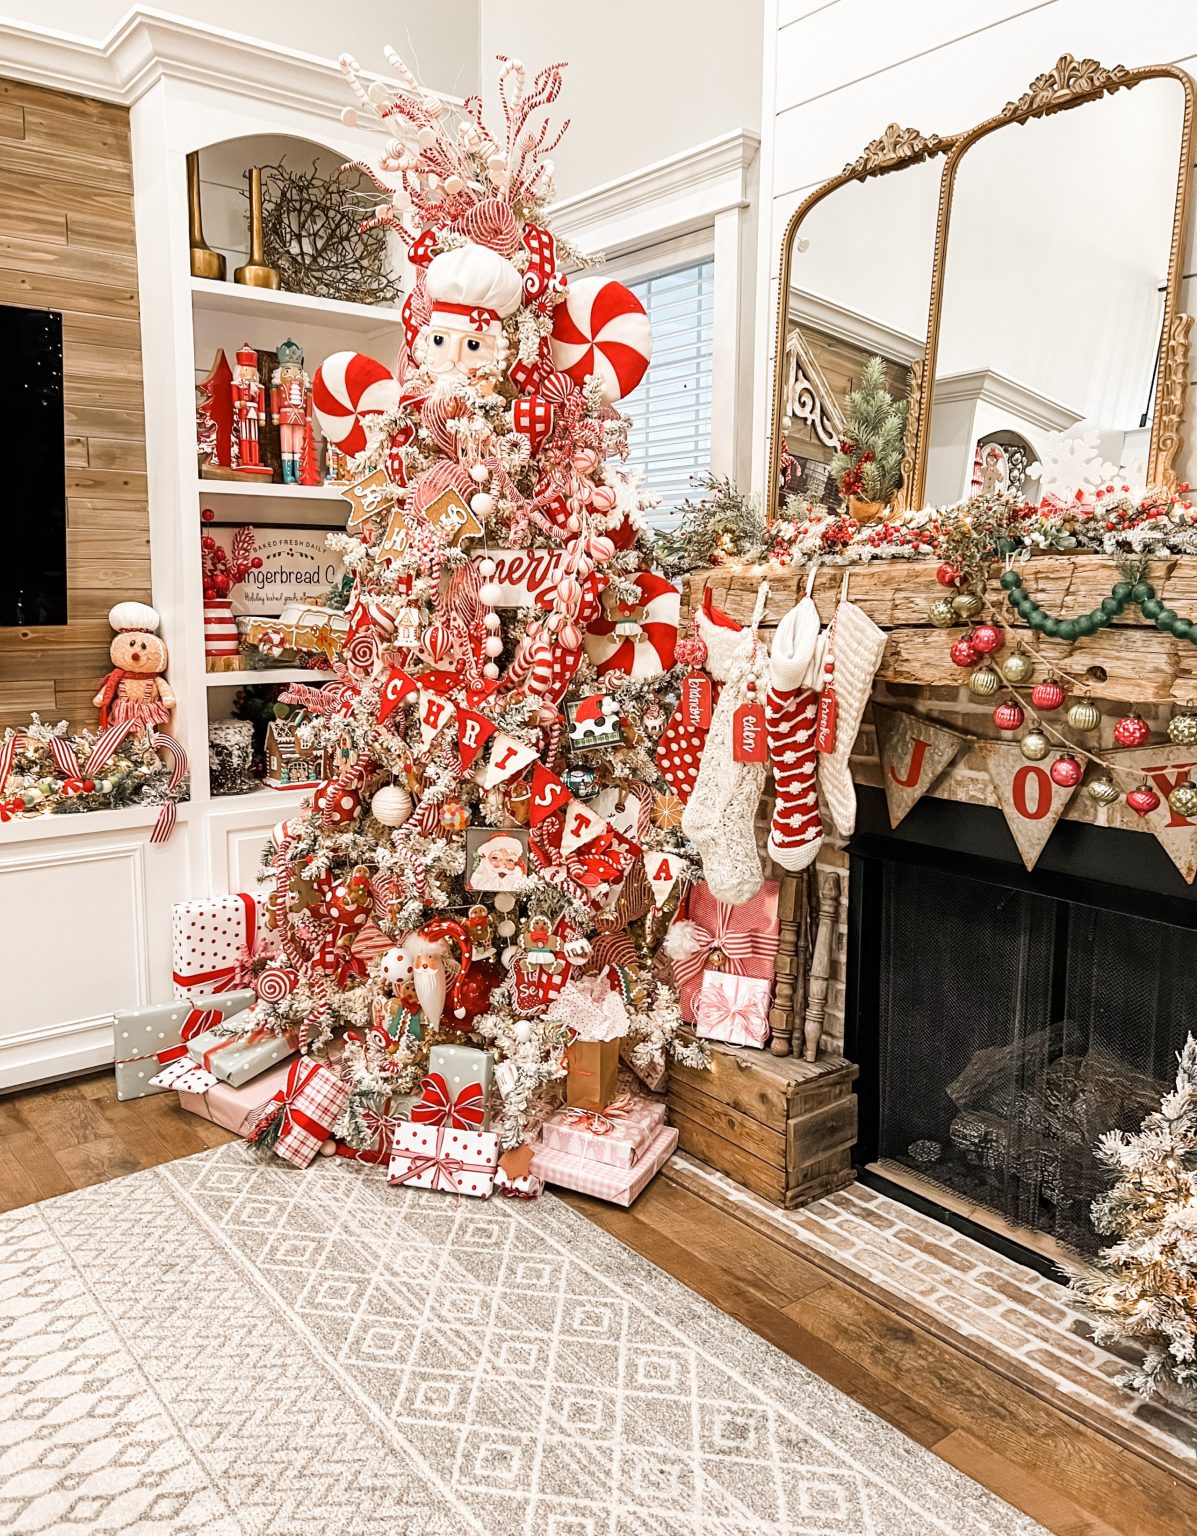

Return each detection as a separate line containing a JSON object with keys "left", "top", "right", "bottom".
{"left": 663, "top": 879, "right": 780, "bottom": 1022}
{"left": 410, "top": 1043, "right": 494, "bottom": 1130}
{"left": 171, "top": 892, "right": 277, "bottom": 1001}
{"left": 247, "top": 1056, "right": 350, "bottom": 1168}
{"left": 538, "top": 1092, "right": 668, "bottom": 1170}
{"left": 387, "top": 1121, "right": 499, "bottom": 1199}
{"left": 691, "top": 971, "right": 772, "bottom": 1050}
{"left": 112, "top": 989, "right": 256, "bottom": 1101}
{"left": 185, "top": 1009, "right": 300, "bottom": 1088}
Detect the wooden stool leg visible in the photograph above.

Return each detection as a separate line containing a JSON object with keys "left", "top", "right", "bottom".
{"left": 769, "top": 873, "right": 805, "bottom": 1056}
{"left": 802, "top": 870, "right": 839, "bottom": 1062}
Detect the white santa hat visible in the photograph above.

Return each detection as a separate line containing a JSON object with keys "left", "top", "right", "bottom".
{"left": 424, "top": 243, "right": 523, "bottom": 335}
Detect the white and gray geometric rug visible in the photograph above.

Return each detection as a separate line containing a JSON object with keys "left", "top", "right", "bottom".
{"left": 0, "top": 1142, "right": 1047, "bottom": 1535}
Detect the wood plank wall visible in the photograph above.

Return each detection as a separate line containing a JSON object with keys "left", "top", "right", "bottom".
{"left": 0, "top": 78, "right": 148, "bottom": 733}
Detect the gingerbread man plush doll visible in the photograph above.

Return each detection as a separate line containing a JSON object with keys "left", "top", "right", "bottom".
{"left": 93, "top": 603, "right": 176, "bottom": 730}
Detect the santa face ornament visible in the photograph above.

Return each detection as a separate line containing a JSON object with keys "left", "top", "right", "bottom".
{"left": 416, "top": 243, "right": 523, "bottom": 384}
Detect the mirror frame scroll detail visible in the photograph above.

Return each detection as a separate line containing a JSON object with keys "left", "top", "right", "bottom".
{"left": 767, "top": 123, "right": 956, "bottom": 521}
{"left": 767, "top": 56, "right": 1197, "bottom": 523}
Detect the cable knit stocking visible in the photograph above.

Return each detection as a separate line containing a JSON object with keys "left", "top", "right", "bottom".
{"left": 817, "top": 597, "right": 887, "bottom": 838}
{"left": 681, "top": 604, "right": 769, "bottom": 905}
{"left": 766, "top": 595, "right": 823, "bottom": 871}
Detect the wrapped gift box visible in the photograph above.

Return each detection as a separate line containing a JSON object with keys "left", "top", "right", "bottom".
{"left": 411, "top": 1043, "right": 494, "bottom": 1130}
{"left": 171, "top": 892, "right": 275, "bottom": 1001}
{"left": 177, "top": 1058, "right": 294, "bottom": 1136}
{"left": 186, "top": 1009, "right": 298, "bottom": 1088}
{"left": 564, "top": 1037, "right": 621, "bottom": 1113}
{"left": 671, "top": 880, "right": 779, "bottom": 1022}
{"left": 531, "top": 1124, "right": 678, "bottom": 1207}
{"left": 539, "top": 1094, "right": 668, "bottom": 1169}
{"left": 334, "top": 1095, "right": 416, "bottom": 1165}
{"left": 113, "top": 989, "right": 255, "bottom": 1101}
{"left": 692, "top": 972, "right": 772, "bottom": 1049}
{"left": 388, "top": 1122, "right": 499, "bottom": 1198}
{"left": 252, "top": 1057, "right": 351, "bottom": 1168}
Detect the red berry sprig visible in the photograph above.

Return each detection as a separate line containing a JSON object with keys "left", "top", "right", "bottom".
{"left": 201, "top": 517, "right": 260, "bottom": 602}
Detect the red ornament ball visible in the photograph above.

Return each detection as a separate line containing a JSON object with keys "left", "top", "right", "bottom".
{"left": 1126, "top": 782, "right": 1161, "bottom": 816}
{"left": 936, "top": 563, "right": 962, "bottom": 589}
{"left": 313, "top": 781, "right": 362, "bottom": 826}
{"left": 949, "top": 638, "right": 979, "bottom": 668}
{"left": 971, "top": 624, "right": 1003, "bottom": 655}
{"left": 993, "top": 701, "right": 1024, "bottom": 731}
{"left": 201, "top": 507, "right": 215, "bottom": 522}
{"left": 1113, "top": 712, "right": 1150, "bottom": 748}
{"left": 1049, "top": 754, "right": 1083, "bottom": 787}
{"left": 1030, "top": 680, "right": 1066, "bottom": 711}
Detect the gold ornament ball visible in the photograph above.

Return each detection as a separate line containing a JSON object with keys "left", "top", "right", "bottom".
{"left": 928, "top": 598, "right": 957, "bottom": 628}
{"left": 1086, "top": 776, "right": 1121, "bottom": 806}
{"left": 1020, "top": 730, "right": 1050, "bottom": 761}
{"left": 1167, "top": 780, "right": 1197, "bottom": 819}
{"left": 952, "top": 592, "right": 983, "bottom": 620}
{"left": 1166, "top": 711, "right": 1197, "bottom": 746}
{"left": 968, "top": 666, "right": 1001, "bottom": 697}
{"left": 1001, "top": 652, "right": 1035, "bottom": 685}
{"left": 1066, "top": 699, "right": 1101, "bottom": 733}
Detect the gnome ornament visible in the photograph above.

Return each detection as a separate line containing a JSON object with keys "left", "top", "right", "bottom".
{"left": 93, "top": 603, "right": 176, "bottom": 730}
{"left": 414, "top": 243, "right": 524, "bottom": 384}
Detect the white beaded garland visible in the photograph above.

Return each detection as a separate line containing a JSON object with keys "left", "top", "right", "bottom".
{"left": 477, "top": 557, "right": 497, "bottom": 577}
{"left": 416, "top": 126, "right": 437, "bottom": 147}
{"left": 512, "top": 1019, "right": 533, "bottom": 1042}
{"left": 484, "top": 636, "right": 504, "bottom": 657}
{"left": 483, "top": 661, "right": 500, "bottom": 680}
{"left": 483, "top": 611, "right": 502, "bottom": 631}
{"left": 479, "top": 583, "right": 502, "bottom": 606}
{"left": 471, "top": 493, "right": 495, "bottom": 518}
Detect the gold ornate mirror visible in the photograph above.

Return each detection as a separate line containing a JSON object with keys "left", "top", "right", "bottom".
{"left": 922, "top": 57, "right": 1195, "bottom": 509}
{"left": 767, "top": 57, "right": 1195, "bottom": 523}
{"left": 767, "top": 126, "right": 954, "bottom": 523}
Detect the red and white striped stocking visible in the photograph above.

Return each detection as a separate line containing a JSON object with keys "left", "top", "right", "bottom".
{"left": 766, "top": 595, "right": 824, "bottom": 871}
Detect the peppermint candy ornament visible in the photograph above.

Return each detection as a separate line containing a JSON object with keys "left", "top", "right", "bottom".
{"left": 584, "top": 571, "right": 679, "bottom": 680}
{"left": 255, "top": 967, "right": 298, "bottom": 1004}
{"left": 312, "top": 351, "right": 400, "bottom": 458}
{"left": 550, "top": 275, "right": 653, "bottom": 402}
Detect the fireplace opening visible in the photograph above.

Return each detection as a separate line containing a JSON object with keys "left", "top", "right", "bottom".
{"left": 846, "top": 788, "right": 1197, "bottom": 1270}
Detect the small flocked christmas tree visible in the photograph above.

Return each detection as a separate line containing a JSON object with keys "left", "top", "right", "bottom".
{"left": 1071, "top": 1035, "right": 1197, "bottom": 1405}
{"left": 245, "top": 50, "right": 707, "bottom": 1168}
{"left": 828, "top": 354, "right": 906, "bottom": 512}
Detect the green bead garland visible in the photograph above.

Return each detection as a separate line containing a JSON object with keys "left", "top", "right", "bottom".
{"left": 998, "top": 571, "right": 1197, "bottom": 645}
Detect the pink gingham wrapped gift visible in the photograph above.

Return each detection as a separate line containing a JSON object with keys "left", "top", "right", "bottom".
{"left": 530, "top": 1123, "right": 678, "bottom": 1207}
{"left": 669, "top": 880, "right": 779, "bottom": 1022}
{"left": 249, "top": 1058, "right": 350, "bottom": 1168}
{"left": 388, "top": 1122, "right": 499, "bottom": 1199}
{"left": 692, "top": 971, "right": 772, "bottom": 1049}
{"left": 538, "top": 1094, "right": 668, "bottom": 1169}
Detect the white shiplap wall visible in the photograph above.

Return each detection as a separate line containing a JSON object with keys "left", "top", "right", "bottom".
{"left": 753, "top": 0, "right": 1197, "bottom": 488}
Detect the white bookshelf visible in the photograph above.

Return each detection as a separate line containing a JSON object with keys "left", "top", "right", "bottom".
{"left": 204, "top": 666, "right": 330, "bottom": 688}
{"left": 191, "top": 275, "right": 404, "bottom": 336}
{"left": 197, "top": 478, "right": 346, "bottom": 501}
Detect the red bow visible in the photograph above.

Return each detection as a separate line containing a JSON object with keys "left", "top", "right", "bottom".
{"left": 0, "top": 796, "right": 26, "bottom": 821}
{"left": 411, "top": 1070, "right": 486, "bottom": 1130}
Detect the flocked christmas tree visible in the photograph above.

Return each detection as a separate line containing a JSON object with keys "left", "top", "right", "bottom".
{"left": 245, "top": 50, "right": 708, "bottom": 1159}
{"left": 828, "top": 353, "right": 907, "bottom": 511}
{"left": 1071, "top": 1035, "right": 1197, "bottom": 1405}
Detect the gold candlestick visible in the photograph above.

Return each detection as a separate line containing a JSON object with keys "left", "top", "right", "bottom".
{"left": 187, "top": 151, "right": 225, "bottom": 281}
{"left": 234, "top": 166, "right": 281, "bottom": 290}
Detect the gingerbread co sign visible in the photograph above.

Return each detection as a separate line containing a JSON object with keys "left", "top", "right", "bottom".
{"left": 209, "top": 526, "right": 345, "bottom": 616}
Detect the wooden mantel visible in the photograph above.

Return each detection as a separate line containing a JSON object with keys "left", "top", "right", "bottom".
{"left": 683, "top": 555, "right": 1197, "bottom": 706}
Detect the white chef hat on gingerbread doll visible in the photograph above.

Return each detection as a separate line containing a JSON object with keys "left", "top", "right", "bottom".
{"left": 415, "top": 242, "right": 523, "bottom": 379}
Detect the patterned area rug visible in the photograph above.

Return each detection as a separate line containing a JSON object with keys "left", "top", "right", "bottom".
{"left": 1, "top": 1143, "right": 1047, "bottom": 1535}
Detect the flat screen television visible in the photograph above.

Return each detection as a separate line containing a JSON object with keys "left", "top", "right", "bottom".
{"left": 2, "top": 304, "right": 66, "bottom": 626}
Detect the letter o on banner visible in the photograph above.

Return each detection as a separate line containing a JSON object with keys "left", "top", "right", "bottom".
{"left": 1012, "top": 764, "right": 1052, "bottom": 820}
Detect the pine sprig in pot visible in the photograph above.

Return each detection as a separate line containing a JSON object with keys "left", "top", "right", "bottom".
{"left": 829, "top": 355, "right": 907, "bottom": 519}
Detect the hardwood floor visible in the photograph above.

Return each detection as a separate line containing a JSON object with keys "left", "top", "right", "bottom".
{"left": 2, "top": 1071, "right": 1190, "bottom": 1536}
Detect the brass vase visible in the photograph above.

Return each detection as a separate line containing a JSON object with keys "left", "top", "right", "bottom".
{"left": 234, "top": 166, "right": 281, "bottom": 290}
{"left": 187, "top": 151, "right": 226, "bottom": 281}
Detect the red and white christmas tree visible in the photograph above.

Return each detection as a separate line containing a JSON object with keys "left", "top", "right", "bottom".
{"left": 250, "top": 51, "right": 707, "bottom": 1153}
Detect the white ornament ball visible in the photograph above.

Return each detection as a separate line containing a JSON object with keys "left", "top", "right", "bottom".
{"left": 371, "top": 784, "right": 413, "bottom": 827}
{"left": 470, "top": 463, "right": 490, "bottom": 483}
{"left": 367, "top": 81, "right": 389, "bottom": 104}
{"left": 417, "top": 126, "right": 437, "bottom": 147}
{"left": 484, "top": 636, "right": 503, "bottom": 658}
{"left": 483, "top": 611, "right": 502, "bottom": 631}
{"left": 318, "top": 1139, "right": 337, "bottom": 1157}
{"left": 379, "top": 948, "right": 412, "bottom": 989}
{"left": 471, "top": 493, "right": 495, "bottom": 518}
{"left": 479, "top": 582, "right": 502, "bottom": 606}
{"left": 483, "top": 662, "right": 500, "bottom": 680}
{"left": 478, "top": 557, "right": 497, "bottom": 577}
{"left": 340, "top": 107, "right": 359, "bottom": 127}
{"left": 512, "top": 1020, "right": 533, "bottom": 1043}
{"left": 493, "top": 891, "right": 517, "bottom": 913}
{"left": 497, "top": 919, "right": 517, "bottom": 939}
{"left": 444, "top": 174, "right": 465, "bottom": 195}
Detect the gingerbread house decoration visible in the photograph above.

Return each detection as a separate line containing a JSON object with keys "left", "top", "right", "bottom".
{"left": 264, "top": 720, "right": 329, "bottom": 787}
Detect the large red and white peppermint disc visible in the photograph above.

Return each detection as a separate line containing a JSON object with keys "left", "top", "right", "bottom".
{"left": 549, "top": 276, "right": 652, "bottom": 402}
{"left": 312, "top": 351, "right": 400, "bottom": 458}
{"left": 584, "top": 571, "right": 679, "bottom": 680}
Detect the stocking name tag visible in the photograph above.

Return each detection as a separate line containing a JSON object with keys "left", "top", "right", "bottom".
{"left": 816, "top": 687, "right": 838, "bottom": 753}
{"left": 733, "top": 701, "right": 767, "bottom": 762}
{"left": 682, "top": 672, "right": 712, "bottom": 728}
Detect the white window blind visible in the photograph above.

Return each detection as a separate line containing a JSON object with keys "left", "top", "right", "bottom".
{"left": 626, "top": 259, "right": 714, "bottom": 527}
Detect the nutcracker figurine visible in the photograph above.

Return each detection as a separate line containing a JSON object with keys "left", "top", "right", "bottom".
{"left": 270, "top": 338, "right": 313, "bottom": 484}
{"left": 231, "top": 343, "right": 271, "bottom": 476}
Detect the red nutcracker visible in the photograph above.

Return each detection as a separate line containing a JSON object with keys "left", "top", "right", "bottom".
{"left": 231, "top": 343, "right": 271, "bottom": 476}
{"left": 270, "top": 338, "right": 313, "bottom": 485}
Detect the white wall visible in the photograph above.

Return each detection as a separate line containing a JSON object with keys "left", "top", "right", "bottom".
{"left": 479, "top": 0, "right": 763, "bottom": 202}
{"left": 0, "top": 2, "right": 481, "bottom": 96}
{"left": 757, "top": 0, "right": 1197, "bottom": 492}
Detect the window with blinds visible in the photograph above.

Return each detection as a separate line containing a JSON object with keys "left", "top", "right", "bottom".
{"left": 625, "top": 259, "right": 714, "bottom": 528}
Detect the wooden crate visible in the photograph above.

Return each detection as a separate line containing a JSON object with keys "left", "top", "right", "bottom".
{"left": 668, "top": 1038, "right": 858, "bottom": 1209}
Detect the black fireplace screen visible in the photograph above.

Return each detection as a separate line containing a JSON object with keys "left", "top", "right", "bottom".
{"left": 872, "top": 860, "right": 1192, "bottom": 1256}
